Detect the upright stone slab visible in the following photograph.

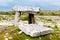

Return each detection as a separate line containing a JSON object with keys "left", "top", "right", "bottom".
{"left": 28, "top": 13, "right": 35, "bottom": 24}
{"left": 14, "top": 11, "right": 21, "bottom": 26}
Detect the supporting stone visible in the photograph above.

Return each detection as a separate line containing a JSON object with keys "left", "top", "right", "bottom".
{"left": 28, "top": 13, "right": 35, "bottom": 24}
{"left": 14, "top": 11, "right": 21, "bottom": 26}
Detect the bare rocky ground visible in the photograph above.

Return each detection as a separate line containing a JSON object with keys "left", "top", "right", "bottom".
{"left": 37, "top": 16, "right": 60, "bottom": 23}
{"left": 0, "top": 15, "right": 60, "bottom": 40}
{"left": 35, "top": 16, "right": 60, "bottom": 28}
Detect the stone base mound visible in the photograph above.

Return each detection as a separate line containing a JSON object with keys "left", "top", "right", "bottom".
{"left": 18, "top": 21, "right": 54, "bottom": 37}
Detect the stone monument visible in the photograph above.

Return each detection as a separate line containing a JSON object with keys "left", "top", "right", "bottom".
{"left": 13, "top": 6, "right": 54, "bottom": 37}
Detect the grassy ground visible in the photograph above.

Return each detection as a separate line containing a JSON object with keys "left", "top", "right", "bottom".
{"left": 0, "top": 25, "right": 60, "bottom": 40}
{"left": 0, "top": 17, "right": 60, "bottom": 40}
{"left": 0, "top": 14, "right": 60, "bottom": 40}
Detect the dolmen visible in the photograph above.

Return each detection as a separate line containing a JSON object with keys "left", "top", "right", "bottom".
{"left": 13, "top": 6, "right": 54, "bottom": 37}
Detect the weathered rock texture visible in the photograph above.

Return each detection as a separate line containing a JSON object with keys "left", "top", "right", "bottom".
{"left": 18, "top": 21, "right": 54, "bottom": 37}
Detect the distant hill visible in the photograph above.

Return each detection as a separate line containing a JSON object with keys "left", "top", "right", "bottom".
{"left": 0, "top": 10, "right": 60, "bottom": 16}
{"left": 0, "top": 11, "right": 15, "bottom": 15}
{"left": 39, "top": 10, "right": 60, "bottom": 16}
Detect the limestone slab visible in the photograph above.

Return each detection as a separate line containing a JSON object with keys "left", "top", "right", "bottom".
{"left": 18, "top": 22, "right": 54, "bottom": 37}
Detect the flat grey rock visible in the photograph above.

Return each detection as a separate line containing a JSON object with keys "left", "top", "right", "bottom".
{"left": 0, "top": 21, "right": 13, "bottom": 26}
{"left": 18, "top": 21, "right": 54, "bottom": 37}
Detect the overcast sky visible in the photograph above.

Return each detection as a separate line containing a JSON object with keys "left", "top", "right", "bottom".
{"left": 0, "top": 0, "right": 60, "bottom": 11}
